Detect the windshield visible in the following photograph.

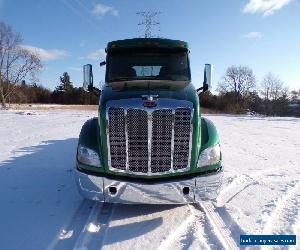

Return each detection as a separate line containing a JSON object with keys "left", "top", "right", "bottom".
{"left": 106, "top": 50, "right": 190, "bottom": 82}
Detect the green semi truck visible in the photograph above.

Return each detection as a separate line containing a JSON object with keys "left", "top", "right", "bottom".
{"left": 75, "top": 38, "right": 223, "bottom": 204}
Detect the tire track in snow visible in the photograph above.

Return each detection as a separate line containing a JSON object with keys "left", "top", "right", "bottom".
{"left": 217, "top": 169, "right": 282, "bottom": 206}
{"left": 158, "top": 201, "right": 239, "bottom": 250}
{"left": 47, "top": 199, "right": 95, "bottom": 250}
{"left": 157, "top": 214, "right": 198, "bottom": 250}
{"left": 262, "top": 182, "right": 300, "bottom": 235}
{"left": 188, "top": 203, "right": 225, "bottom": 250}
{"left": 193, "top": 202, "right": 239, "bottom": 250}
{"left": 73, "top": 202, "right": 115, "bottom": 250}
{"left": 157, "top": 213, "right": 210, "bottom": 250}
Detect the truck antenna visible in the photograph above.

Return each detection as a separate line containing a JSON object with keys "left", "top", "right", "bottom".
{"left": 136, "top": 11, "right": 161, "bottom": 38}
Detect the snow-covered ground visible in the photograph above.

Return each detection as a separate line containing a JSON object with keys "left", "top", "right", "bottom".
{"left": 0, "top": 109, "right": 299, "bottom": 250}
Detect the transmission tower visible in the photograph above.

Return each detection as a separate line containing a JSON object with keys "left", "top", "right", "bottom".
{"left": 136, "top": 11, "right": 161, "bottom": 38}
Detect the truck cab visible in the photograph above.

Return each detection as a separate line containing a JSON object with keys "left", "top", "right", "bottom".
{"left": 75, "top": 38, "right": 223, "bottom": 204}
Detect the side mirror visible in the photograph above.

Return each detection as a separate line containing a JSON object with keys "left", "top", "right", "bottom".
{"left": 203, "top": 64, "right": 213, "bottom": 92}
{"left": 83, "top": 64, "right": 93, "bottom": 91}
{"left": 100, "top": 61, "right": 106, "bottom": 67}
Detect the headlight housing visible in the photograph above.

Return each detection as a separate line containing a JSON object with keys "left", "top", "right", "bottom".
{"left": 197, "top": 143, "right": 221, "bottom": 168}
{"left": 77, "top": 144, "right": 101, "bottom": 168}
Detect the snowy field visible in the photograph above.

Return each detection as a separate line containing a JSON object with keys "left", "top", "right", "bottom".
{"left": 0, "top": 108, "right": 299, "bottom": 250}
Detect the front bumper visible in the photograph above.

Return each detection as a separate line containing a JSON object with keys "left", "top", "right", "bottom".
{"left": 75, "top": 168, "right": 223, "bottom": 204}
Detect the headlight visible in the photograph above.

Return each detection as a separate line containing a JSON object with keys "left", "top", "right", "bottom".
{"left": 77, "top": 144, "right": 101, "bottom": 167}
{"left": 197, "top": 144, "right": 221, "bottom": 168}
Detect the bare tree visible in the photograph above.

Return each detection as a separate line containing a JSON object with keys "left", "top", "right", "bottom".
{"left": 260, "top": 72, "right": 286, "bottom": 101}
{"left": 260, "top": 72, "right": 290, "bottom": 115}
{"left": 291, "top": 88, "right": 300, "bottom": 101}
{"left": 218, "top": 65, "right": 256, "bottom": 102}
{"left": 0, "top": 22, "right": 42, "bottom": 108}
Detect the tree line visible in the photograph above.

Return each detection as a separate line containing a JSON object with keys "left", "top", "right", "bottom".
{"left": 2, "top": 72, "right": 98, "bottom": 105}
{"left": 200, "top": 65, "right": 300, "bottom": 116}
{"left": 4, "top": 66, "right": 300, "bottom": 117}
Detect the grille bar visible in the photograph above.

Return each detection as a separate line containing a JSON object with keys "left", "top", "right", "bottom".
{"left": 108, "top": 108, "right": 126, "bottom": 170}
{"left": 107, "top": 106, "right": 192, "bottom": 175}
{"left": 173, "top": 108, "right": 192, "bottom": 170}
{"left": 151, "top": 109, "right": 173, "bottom": 173}
{"left": 127, "top": 109, "right": 148, "bottom": 173}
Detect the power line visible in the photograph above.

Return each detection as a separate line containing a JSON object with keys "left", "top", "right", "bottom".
{"left": 136, "top": 11, "right": 161, "bottom": 38}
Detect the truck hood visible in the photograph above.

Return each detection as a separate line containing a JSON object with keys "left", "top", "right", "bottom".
{"left": 100, "top": 80, "right": 199, "bottom": 107}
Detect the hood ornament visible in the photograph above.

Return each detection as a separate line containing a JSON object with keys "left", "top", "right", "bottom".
{"left": 141, "top": 95, "right": 158, "bottom": 108}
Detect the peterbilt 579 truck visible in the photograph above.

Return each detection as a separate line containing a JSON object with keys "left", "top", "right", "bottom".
{"left": 75, "top": 38, "right": 223, "bottom": 204}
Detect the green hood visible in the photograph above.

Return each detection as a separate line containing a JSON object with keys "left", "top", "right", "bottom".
{"left": 100, "top": 80, "right": 198, "bottom": 105}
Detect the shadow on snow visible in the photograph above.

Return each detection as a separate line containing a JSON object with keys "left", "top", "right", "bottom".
{"left": 0, "top": 139, "right": 80, "bottom": 250}
{"left": 0, "top": 139, "right": 180, "bottom": 250}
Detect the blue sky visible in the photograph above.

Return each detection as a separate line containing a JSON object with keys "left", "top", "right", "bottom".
{"left": 0, "top": 0, "right": 299, "bottom": 91}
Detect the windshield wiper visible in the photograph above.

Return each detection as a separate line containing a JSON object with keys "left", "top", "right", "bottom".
{"left": 109, "top": 76, "right": 188, "bottom": 82}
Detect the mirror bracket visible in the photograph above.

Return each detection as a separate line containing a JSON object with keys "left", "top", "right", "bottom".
{"left": 197, "top": 85, "right": 208, "bottom": 95}
{"left": 196, "top": 86, "right": 204, "bottom": 95}
{"left": 91, "top": 87, "right": 101, "bottom": 95}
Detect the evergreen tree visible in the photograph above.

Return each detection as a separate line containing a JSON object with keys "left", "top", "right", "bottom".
{"left": 56, "top": 72, "right": 73, "bottom": 92}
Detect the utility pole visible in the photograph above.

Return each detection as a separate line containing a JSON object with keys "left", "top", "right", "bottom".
{"left": 136, "top": 11, "right": 161, "bottom": 38}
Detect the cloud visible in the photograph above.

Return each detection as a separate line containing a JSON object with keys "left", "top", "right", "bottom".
{"left": 21, "top": 45, "right": 68, "bottom": 61}
{"left": 243, "top": 0, "right": 293, "bottom": 16}
{"left": 91, "top": 3, "right": 118, "bottom": 17}
{"left": 241, "top": 31, "right": 263, "bottom": 39}
{"left": 87, "top": 49, "right": 106, "bottom": 60}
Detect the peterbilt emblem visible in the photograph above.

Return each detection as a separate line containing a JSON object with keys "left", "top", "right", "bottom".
{"left": 141, "top": 95, "right": 158, "bottom": 108}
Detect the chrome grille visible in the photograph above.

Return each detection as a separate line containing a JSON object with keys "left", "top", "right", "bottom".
{"left": 151, "top": 109, "right": 173, "bottom": 173}
{"left": 127, "top": 109, "right": 148, "bottom": 173}
{"left": 173, "top": 108, "right": 192, "bottom": 170}
{"left": 107, "top": 104, "right": 192, "bottom": 175}
{"left": 108, "top": 108, "right": 126, "bottom": 170}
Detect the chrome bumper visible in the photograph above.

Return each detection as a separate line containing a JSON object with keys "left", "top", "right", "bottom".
{"left": 75, "top": 168, "right": 223, "bottom": 204}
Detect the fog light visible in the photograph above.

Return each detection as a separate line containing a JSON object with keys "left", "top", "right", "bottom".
{"left": 109, "top": 186, "right": 117, "bottom": 195}
{"left": 183, "top": 187, "right": 190, "bottom": 195}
